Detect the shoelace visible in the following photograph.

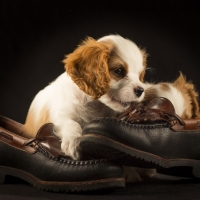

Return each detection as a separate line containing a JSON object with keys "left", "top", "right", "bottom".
{"left": 118, "top": 102, "right": 186, "bottom": 126}
{"left": 24, "top": 136, "right": 48, "bottom": 146}
{"left": 118, "top": 102, "right": 145, "bottom": 120}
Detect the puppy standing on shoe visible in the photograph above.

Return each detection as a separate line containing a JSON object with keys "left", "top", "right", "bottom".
{"left": 24, "top": 34, "right": 147, "bottom": 160}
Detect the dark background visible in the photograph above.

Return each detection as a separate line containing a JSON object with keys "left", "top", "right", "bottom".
{"left": 1, "top": 0, "right": 200, "bottom": 199}
{"left": 1, "top": 0, "right": 200, "bottom": 124}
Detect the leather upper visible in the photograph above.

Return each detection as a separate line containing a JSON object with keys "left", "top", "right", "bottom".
{"left": 0, "top": 115, "right": 123, "bottom": 182}
{"left": 82, "top": 97, "right": 200, "bottom": 160}
{"left": 0, "top": 115, "right": 66, "bottom": 157}
{"left": 118, "top": 97, "right": 200, "bottom": 131}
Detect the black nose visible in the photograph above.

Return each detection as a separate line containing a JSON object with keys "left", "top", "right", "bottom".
{"left": 134, "top": 87, "right": 144, "bottom": 97}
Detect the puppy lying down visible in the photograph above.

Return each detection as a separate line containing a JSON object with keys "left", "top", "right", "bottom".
{"left": 123, "top": 72, "right": 200, "bottom": 182}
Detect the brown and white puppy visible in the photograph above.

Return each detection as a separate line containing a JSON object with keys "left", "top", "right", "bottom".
{"left": 24, "top": 34, "right": 147, "bottom": 159}
{"left": 144, "top": 72, "right": 200, "bottom": 118}
{"left": 124, "top": 72, "right": 200, "bottom": 183}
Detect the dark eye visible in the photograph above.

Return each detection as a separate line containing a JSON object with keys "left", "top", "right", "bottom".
{"left": 114, "top": 68, "right": 125, "bottom": 76}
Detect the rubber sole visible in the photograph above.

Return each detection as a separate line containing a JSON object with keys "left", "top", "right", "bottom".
{"left": 0, "top": 166, "right": 125, "bottom": 192}
{"left": 80, "top": 134, "right": 200, "bottom": 179}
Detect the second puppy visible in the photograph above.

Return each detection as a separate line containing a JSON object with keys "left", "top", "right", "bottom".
{"left": 123, "top": 72, "right": 200, "bottom": 182}
{"left": 144, "top": 72, "right": 200, "bottom": 118}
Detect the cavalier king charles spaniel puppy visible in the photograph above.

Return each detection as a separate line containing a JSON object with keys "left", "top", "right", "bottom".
{"left": 144, "top": 72, "right": 200, "bottom": 119}
{"left": 24, "top": 34, "right": 147, "bottom": 159}
{"left": 123, "top": 72, "right": 200, "bottom": 182}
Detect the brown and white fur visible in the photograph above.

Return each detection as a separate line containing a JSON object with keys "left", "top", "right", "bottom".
{"left": 24, "top": 34, "right": 147, "bottom": 160}
{"left": 144, "top": 72, "right": 200, "bottom": 119}
{"left": 24, "top": 34, "right": 199, "bottom": 182}
{"left": 124, "top": 72, "right": 200, "bottom": 183}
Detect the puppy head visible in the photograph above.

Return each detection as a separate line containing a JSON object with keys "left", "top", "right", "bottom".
{"left": 63, "top": 35, "right": 147, "bottom": 112}
{"left": 173, "top": 72, "right": 200, "bottom": 118}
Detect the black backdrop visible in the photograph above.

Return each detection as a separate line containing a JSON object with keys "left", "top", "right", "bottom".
{"left": 1, "top": 0, "right": 200, "bottom": 124}
{"left": 1, "top": 1, "right": 200, "bottom": 199}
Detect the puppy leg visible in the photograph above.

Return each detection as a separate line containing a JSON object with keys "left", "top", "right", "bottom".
{"left": 122, "top": 166, "right": 143, "bottom": 182}
{"left": 123, "top": 166, "right": 156, "bottom": 182}
{"left": 135, "top": 168, "right": 156, "bottom": 180}
{"left": 54, "top": 119, "right": 82, "bottom": 160}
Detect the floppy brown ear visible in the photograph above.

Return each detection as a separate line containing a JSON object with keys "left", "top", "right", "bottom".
{"left": 63, "top": 37, "right": 112, "bottom": 99}
{"left": 174, "top": 72, "right": 200, "bottom": 118}
{"left": 190, "top": 89, "right": 200, "bottom": 118}
{"left": 139, "top": 48, "right": 148, "bottom": 82}
{"left": 185, "top": 81, "right": 200, "bottom": 118}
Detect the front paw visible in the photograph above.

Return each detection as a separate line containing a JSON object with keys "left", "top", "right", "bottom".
{"left": 122, "top": 166, "right": 143, "bottom": 182}
{"left": 61, "top": 137, "right": 81, "bottom": 160}
{"left": 122, "top": 166, "right": 156, "bottom": 183}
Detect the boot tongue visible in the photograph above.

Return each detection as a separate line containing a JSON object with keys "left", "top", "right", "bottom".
{"left": 147, "top": 97, "right": 175, "bottom": 114}
{"left": 36, "top": 123, "right": 66, "bottom": 157}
